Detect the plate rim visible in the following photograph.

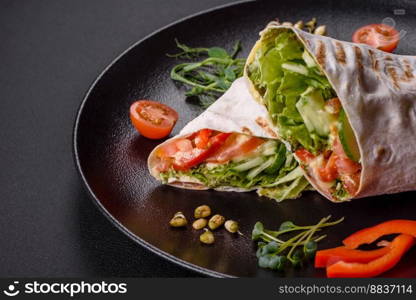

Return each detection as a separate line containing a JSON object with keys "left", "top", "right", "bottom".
{"left": 72, "top": 0, "right": 257, "bottom": 278}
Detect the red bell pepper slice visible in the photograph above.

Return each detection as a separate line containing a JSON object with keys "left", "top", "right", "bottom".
{"left": 343, "top": 220, "right": 416, "bottom": 249}
{"left": 315, "top": 246, "right": 390, "bottom": 268}
{"left": 327, "top": 234, "right": 415, "bottom": 278}
{"left": 172, "top": 132, "right": 231, "bottom": 171}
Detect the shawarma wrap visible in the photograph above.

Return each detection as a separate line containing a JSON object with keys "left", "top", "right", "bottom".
{"left": 245, "top": 22, "right": 416, "bottom": 202}
{"left": 148, "top": 77, "right": 309, "bottom": 201}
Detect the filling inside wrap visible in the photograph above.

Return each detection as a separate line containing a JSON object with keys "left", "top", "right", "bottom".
{"left": 246, "top": 29, "right": 362, "bottom": 201}
{"left": 152, "top": 129, "right": 309, "bottom": 201}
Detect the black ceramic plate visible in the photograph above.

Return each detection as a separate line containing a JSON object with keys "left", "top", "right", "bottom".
{"left": 74, "top": 0, "right": 416, "bottom": 277}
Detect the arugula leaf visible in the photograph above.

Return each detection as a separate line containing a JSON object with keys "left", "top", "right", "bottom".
{"left": 169, "top": 40, "right": 245, "bottom": 107}
{"left": 208, "top": 47, "right": 229, "bottom": 58}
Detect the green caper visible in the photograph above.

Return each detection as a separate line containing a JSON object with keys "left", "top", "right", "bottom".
{"left": 208, "top": 214, "right": 225, "bottom": 230}
{"left": 194, "top": 205, "right": 211, "bottom": 219}
{"left": 192, "top": 218, "right": 207, "bottom": 230}
{"left": 169, "top": 212, "right": 187, "bottom": 227}
{"left": 224, "top": 220, "right": 239, "bottom": 233}
{"left": 200, "top": 229, "right": 215, "bottom": 244}
{"left": 314, "top": 25, "right": 326, "bottom": 36}
{"left": 294, "top": 20, "right": 304, "bottom": 29}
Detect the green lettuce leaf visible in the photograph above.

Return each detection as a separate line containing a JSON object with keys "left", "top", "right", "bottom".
{"left": 159, "top": 141, "right": 308, "bottom": 201}
{"left": 247, "top": 30, "right": 336, "bottom": 153}
{"left": 257, "top": 176, "right": 310, "bottom": 202}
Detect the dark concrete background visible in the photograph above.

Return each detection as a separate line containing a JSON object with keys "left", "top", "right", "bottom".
{"left": 0, "top": 0, "right": 234, "bottom": 277}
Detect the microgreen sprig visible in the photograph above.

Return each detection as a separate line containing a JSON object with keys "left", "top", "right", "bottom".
{"left": 252, "top": 215, "right": 344, "bottom": 271}
{"left": 168, "top": 39, "right": 245, "bottom": 108}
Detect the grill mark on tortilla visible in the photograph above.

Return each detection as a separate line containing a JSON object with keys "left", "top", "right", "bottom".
{"left": 374, "top": 59, "right": 380, "bottom": 72}
{"left": 255, "top": 117, "right": 278, "bottom": 138}
{"left": 354, "top": 46, "right": 363, "bottom": 70}
{"left": 298, "top": 36, "right": 312, "bottom": 53}
{"left": 315, "top": 41, "right": 326, "bottom": 69}
{"left": 335, "top": 42, "right": 346, "bottom": 64}
{"left": 241, "top": 126, "right": 253, "bottom": 136}
{"left": 301, "top": 36, "right": 312, "bottom": 49}
{"left": 367, "top": 49, "right": 380, "bottom": 73}
{"left": 368, "top": 49, "right": 378, "bottom": 72}
{"left": 354, "top": 46, "right": 365, "bottom": 88}
{"left": 401, "top": 59, "right": 415, "bottom": 82}
{"left": 387, "top": 66, "right": 400, "bottom": 89}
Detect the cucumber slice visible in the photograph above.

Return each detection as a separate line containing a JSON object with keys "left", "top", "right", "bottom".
{"left": 233, "top": 157, "right": 264, "bottom": 172}
{"left": 264, "top": 144, "right": 286, "bottom": 174}
{"left": 296, "top": 87, "right": 334, "bottom": 136}
{"left": 247, "top": 156, "right": 275, "bottom": 179}
{"left": 282, "top": 62, "right": 309, "bottom": 76}
{"left": 338, "top": 109, "right": 361, "bottom": 162}
{"left": 269, "top": 166, "right": 304, "bottom": 187}
{"left": 262, "top": 140, "right": 278, "bottom": 156}
{"left": 302, "top": 50, "right": 317, "bottom": 68}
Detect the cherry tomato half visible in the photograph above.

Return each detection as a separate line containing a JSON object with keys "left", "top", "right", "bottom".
{"left": 352, "top": 24, "right": 400, "bottom": 53}
{"left": 129, "top": 100, "right": 178, "bottom": 139}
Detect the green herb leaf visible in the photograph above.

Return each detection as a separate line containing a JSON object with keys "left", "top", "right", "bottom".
{"left": 303, "top": 240, "right": 318, "bottom": 257}
{"left": 291, "top": 249, "right": 304, "bottom": 267}
{"left": 169, "top": 40, "right": 244, "bottom": 108}
{"left": 216, "top": 78, "right": 230, "bottom": 90}
{"left": 268, "top": 255, "right": 287, "bottom": 271}
{"left": 252, "top": 215, "right": 343, "bottom": 273}
{"left": 224, "top": 67, "right": 236, "bottom": 81}
{"left": 258, "top": 255, "right": 272, "bottom": 268}
{"left": 264, "top": 241, "right": 280, "bottom": 253}
{"left": 279, "top": 221, "right": 296, "bottom": 231}
{"left": 208, "top": 47, "right": 229, "bottom": 58}
{"left": 252, "top": 222, "right": 264, "bottom": 241}
{"left": 230, "top": 40, "right": 242, "bottom": 58}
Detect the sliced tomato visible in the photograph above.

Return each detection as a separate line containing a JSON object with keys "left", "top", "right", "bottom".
{"left": 336, "top": 157, "right": 361, "bottom": 175}
{"left": 172, "top": 132, "right": 232, "bottom": 170}
{"left": 175, "top": 138, "right": 193, "bottom": 152}
{"left": 130, "top": 100, "right": 178, "bottom": 139}
{"left": 238, "top": 137, "right": 265, "bottom": 156}
{"left": 157, "top": 141, "right": 178, "bottom": 158}
{"left": 195, "top": 129, "right": 212, "bottom": 149}
{"left": 341, "top": 172, "right": 361, "bottom": 196}
{"left": 156, "top": 158, "right": 172, "bottom": 172}
{"left": 352, "top": 24, "right": 400, "bottom": 53}
{"left": 206, "top": 133, "right": 239, "bottom": 162}
{"left": 207, "top": 134, "right": 265, "bottom": 163}
{"left": 325, "top": 98, "right": 341, "bottom": 114}
{"left": 332, "top": 136, "right": 347, "bottom": 158}
{"left": 295, "top": 148, "right": 315, "bottom": 164}
{"left": 329, "top": 135, "right": 361, "bottom": 194}
{"left": 317, "top": 152, "right": 338, "bottom": 182}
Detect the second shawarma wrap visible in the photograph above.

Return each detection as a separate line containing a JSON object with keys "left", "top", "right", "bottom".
{"left": 245, "top": 22, "right": 416, "bottom": 202}
{"left": 148, "top": 78, "right": 309, "bottom": 201}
